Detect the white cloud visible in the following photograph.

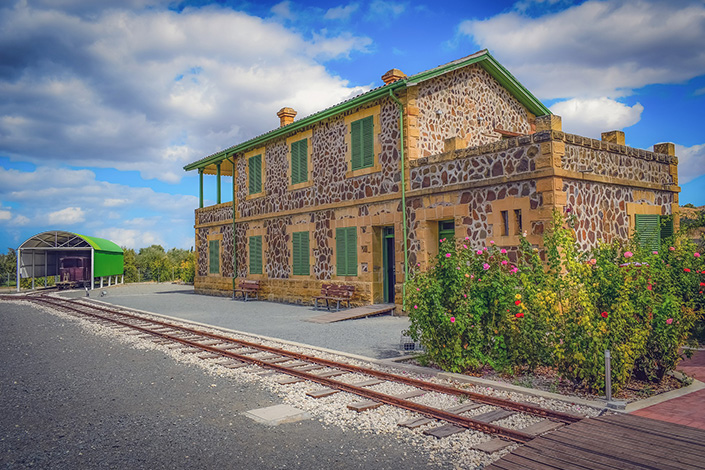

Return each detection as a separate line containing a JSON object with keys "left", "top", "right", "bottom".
{"left": 0, "top": 165, "right": 196, "bottom": 248}
{"left": 104, "top": 198, "right": 129, "bottom": 207}
{"left": 271, "top": 1, "right": 295, "bottom": 21}
{"left": 676, "top": 143, "right": 705, "bottom": 185}
{"left": 0, "top": 210, "right": 10, "bottom": 220}
{"left": 0, "top": 2, "right": 372, "bottom": 184}
{"left": 324, "top": 3, "right": 359, "bottom": 20}
{"left": 368, "top": 1, "right": 406, "bottom": 19}
{"left": 549, "top": 98, "right": 644, "bottom": 139}
{"left": 95, "top": 228, "right": 164, "bottom": 248}
{"left": 48, "top": 206, "right": 85, "bottom": 225}
{"left": 458, "top": 0, "right": 705, "bottom": 99}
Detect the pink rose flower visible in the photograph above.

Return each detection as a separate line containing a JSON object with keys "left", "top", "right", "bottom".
{"left": 483, "top": 263, "right": 490, "bottom": 270}
{"left": 501, "top": 260, "right": 508, "bottom": 265}
{"left": 695, "top": 253, "right": 701, "bottom": 258}
{"left": 450, "top": 316, "right": 455, "bottom": 323}
{"left": 490, "top": 240, "right": 495, "bottom": 245}
{"left": 445, "top": 253, "right": 451, "bottom": 258}
{"left": 624, "top": 251, "right": 633, "bottom": 258}
{"left": 669, "top": 246, "right": 676, "bottom": 251}
{"left": 666, "top": 318, "right": 673, "bottom": 325}
{"left": 652, "top": 251, "right": 658, "bottom": 255}
{"left": 500, "top": 248, "right": 507, "bottom": 254}
{"left": 413, "top": 305, "right": 418, "bottom": 309}
{"left": 476, "top": 250, "right": 483, "bottom": 255}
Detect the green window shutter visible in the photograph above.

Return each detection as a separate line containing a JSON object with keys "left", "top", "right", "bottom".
{"left": 350, "top": 116, "right": 374, "bottom": 171}
{"left": 635, "top": 214, "right": 660, "bottom": 251}
{"left": 336, "top": 227, "right": 357, "bottom": 276}
{"left": 336, "top": 227, "right": 346, "bottom": 276}
{"left": 346, "top": 227, "right": 357, "bottom": 276}
{"left": 249, "top": 235, "right": 262, "bottom": 275}
{"left": 362, "top": 116, "right": 374, "bottom": 168}
{"left": 291, "top": 139, "right": 308, "bottom": 185}
{"left": 209, "top": 240, "right": 219, "bottom": 274}
{"left": 660, "top": 216, "right": 674, "bottom": 242}
{"left": 248, "top": 154, "right": 262, "bottom": 195}
{"left": 350, "top": 119, "right": 362, "bottom": 170}
{"left": 292, "top": 231, "right": 309, "bottom": 276}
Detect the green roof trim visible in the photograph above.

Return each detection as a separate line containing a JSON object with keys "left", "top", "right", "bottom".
{"left": 73, "top": 233, "right": 123, "bottom": 254}
{"left": 184, "top": 50, "right": 550, "bottom": 172}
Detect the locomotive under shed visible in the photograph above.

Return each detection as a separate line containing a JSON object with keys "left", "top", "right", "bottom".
{"left": 17, "top": 231, "right": 124, "bottom": 291}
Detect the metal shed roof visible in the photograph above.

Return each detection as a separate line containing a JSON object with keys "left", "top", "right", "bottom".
{"left": 19, "top": 231, "right": 123, "bottom": 254}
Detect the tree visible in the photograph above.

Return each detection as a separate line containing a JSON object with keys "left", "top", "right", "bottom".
{"left": 180, "top": 251, "right": 196, "bottom": 284}
{"left": 122, "top": 248, "right": 139, "bottom": 283}
{"left": 0, "top": 248, "right": 17, "bottom": 286}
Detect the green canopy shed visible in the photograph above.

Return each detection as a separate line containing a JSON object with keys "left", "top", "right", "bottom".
{"left": 17, "top": 231, "right": 124, "bottom": 291}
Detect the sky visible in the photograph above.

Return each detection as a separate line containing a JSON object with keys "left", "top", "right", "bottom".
{"left": 1, "top": 0, "right": 704, "bottom": 252}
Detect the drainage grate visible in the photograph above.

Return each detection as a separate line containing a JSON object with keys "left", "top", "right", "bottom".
{"left": 399, "top": 333, "right": 423, "bottom": 352}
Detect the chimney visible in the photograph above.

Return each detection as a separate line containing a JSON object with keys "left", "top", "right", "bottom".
{"left": 277, "top": 107, "right": 297, "bottom": 127}
{"left": 381, "top": 68, "right": 406, "bottom": 85}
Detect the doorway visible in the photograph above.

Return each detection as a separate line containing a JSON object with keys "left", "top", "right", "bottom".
{"left": 382, "top": 226, "right": 395, "bottom": 304}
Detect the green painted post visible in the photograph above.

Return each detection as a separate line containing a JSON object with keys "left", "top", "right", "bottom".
{"left": 199, "top": 169, "right": 204, "bottom": 208}
{"left": 216, "top": 162, "right": 221, "bottom": 204}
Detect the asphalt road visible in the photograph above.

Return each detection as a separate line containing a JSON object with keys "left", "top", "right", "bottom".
{"left": 0, "top": 301, "right": 435, "bottom": 469}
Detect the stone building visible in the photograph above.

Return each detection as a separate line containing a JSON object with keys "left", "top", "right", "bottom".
{"left": 184, "top": 50, "right": 679, "bottom": 309}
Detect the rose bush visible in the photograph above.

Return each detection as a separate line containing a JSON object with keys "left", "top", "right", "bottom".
{"left": 405, "top": 211, "right": 704, "bottom": 393}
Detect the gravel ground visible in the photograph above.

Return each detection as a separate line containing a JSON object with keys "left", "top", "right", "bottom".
{"left": 0, "top": 300, "right": 442, "bottom": 469}
{"left": 61, "top": 283, "right": 412, "bottom": 360}
{"left": 1, "top": 294, "right": 603, "bottom": 469}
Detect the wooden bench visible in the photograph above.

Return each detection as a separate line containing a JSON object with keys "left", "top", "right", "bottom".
{"left": 314, "top": 284, "right": 354, "bottom": 311}
{"left": 232, "top": 280, "right": 261, "bottom": 301}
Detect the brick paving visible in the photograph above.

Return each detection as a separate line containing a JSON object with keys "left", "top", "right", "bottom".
{"left": 631, "top": 350, "right": 705, "bottom": 430}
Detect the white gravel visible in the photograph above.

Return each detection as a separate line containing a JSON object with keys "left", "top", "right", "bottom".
{"left": 5, "top": 295, "right": 604, "bottom": 469}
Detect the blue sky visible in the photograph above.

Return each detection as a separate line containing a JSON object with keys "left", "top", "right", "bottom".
{"left": 1, "top": 0, "right": 704, "bottom": 252}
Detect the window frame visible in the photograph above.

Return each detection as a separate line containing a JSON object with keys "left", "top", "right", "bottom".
{"left": 244, "top": 147, "right": 266, "bottom": 200}
{"left": 344, "top": 105, "right": 381, "bottom": 178}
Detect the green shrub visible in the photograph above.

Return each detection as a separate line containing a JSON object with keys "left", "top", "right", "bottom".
{"left": 405, "top": 210, "right": 704, "bottom": 394}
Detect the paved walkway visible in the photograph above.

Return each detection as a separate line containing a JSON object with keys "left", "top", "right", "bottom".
{"left": 631, "top": 349, "right": 705, "bottom": 430}
{"left": 61, "top": 283, "right": 412, "bottom": 360}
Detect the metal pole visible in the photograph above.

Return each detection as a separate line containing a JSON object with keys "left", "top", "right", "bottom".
{"left": 90, "top": 248, "right": 94, "bottom": 291}
{"left": 16, "top": 248, "right": 20, "bottom": 292}
{"left": 216, "top": 162, "right": 221, "bottom": 204}
{"left": 199, "top": 169, "right": 204, "bottom": 208}
{"left": 605, "top": 349, "right": 612, "bottom": 402}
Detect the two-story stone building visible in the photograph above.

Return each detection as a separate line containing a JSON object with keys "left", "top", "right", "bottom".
{"left": 184, "top": 50, "right": 679, "bottom": 310}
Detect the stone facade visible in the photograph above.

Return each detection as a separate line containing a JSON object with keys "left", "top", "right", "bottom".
{"left": 189, "top": 53, "right": 679, "bottom": 311}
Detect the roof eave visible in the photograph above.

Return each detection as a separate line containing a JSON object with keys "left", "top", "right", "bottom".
{"left": 184, "top": 50, "right": 550, "bottom": 172}
{"left": 184, "top": 80, "right": 407, "bottom": 172}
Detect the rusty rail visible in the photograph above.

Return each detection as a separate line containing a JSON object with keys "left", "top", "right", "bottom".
{"left": 9, "top": 294, "right": 585, "bottom": 444}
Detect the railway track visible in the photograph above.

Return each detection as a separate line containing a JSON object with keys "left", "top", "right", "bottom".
{"left": 3, "top": 293, "right": 584, "bottom": 451}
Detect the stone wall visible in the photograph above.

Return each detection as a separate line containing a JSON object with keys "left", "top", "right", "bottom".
{"left": 234, "top": 98, "right": 401, "bottom": 219}
{"left": 414, "top": 64, "right": 534, "bottom": 158}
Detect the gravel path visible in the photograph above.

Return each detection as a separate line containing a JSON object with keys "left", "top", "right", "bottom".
{"left": 0, "top": 301, "right": 440, "bottom": 469}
